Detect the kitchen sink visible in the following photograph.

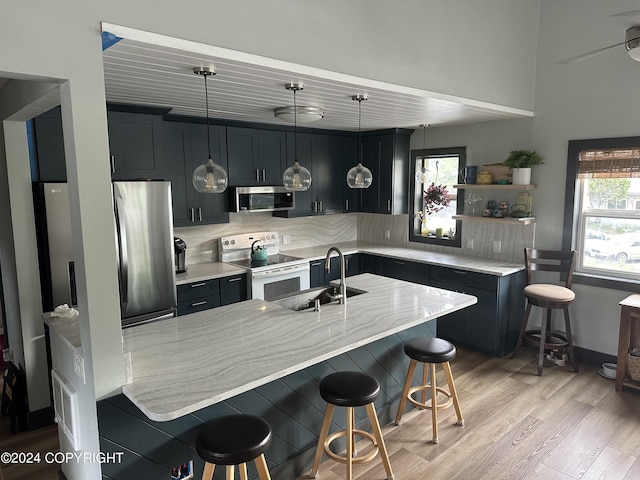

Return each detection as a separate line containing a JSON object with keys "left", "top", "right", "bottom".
{"left": 271, "top": 285, "right": 367, "bottom": 312}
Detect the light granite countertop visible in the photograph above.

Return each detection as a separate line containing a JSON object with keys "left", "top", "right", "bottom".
{"left": 282, "top": 241, "right": 524, "bottom": 276}
{"left": 121, "top": 273, "right": 476, "bottom": 422}
{"left": 175, "top": 262, "right": 247, "bottom": 285}
{"left": 43, "top": 313, "right": 82, "bottom": 352}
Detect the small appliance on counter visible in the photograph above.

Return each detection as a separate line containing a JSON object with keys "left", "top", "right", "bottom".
{"left": 174, "top": 237, "right": 187, "bottom": 273}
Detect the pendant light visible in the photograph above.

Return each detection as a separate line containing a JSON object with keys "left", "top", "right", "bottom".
{"left": 415, "top": 124, "right": 431, "bottom": 184}
{"left": 282, "top": 83, "right": 312, "bottom": 192}
{"left": 192, "top": 66, "right": 228, "bottom": 194}
{"left": 346, "top": 94, "right": 373, "bottom": 189}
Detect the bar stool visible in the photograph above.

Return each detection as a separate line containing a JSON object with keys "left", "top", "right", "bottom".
{"left": 310, "top": 371, "right": 394, "bottom": 480}
{"left": 195, "top": 414, "right": 272, "bottom": 480}
{"left": 394, "top": 337, "right": 464, "bottom": 444}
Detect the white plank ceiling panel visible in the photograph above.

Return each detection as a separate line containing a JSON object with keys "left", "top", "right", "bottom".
{"left": 101, "top": 24, "right": 533, "bottom": 132}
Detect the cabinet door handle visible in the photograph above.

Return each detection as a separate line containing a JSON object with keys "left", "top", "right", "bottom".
{"left": 190, "top": 282, "right": 207, "bottom": 288}
{"left": 387, "top": 199, "right": 391, "bottom": 212}
{"left": 226, "top": 277, "right": 242, "bottom": 282}
{"left": 345, "top": 199, "right": 349, "bottom": 211}
{"left": 191, "top": 301, "right": 207, "bottom": 307}
{"left": 110, "top": 155, "right": 115, "bottom": 175}
{"left": 190, "top": 208, "right": 195, "bottom": 222}
{"left": 319, "top": 200, "right": 323, "bottom": 212}
{"left": 394, "top": 261, "right": 406, "bottom": 265}
{"left": 310, "top": 261, "right": 322, "bottom": 266}
{"left": 261, "top": 169, "right": 266, "bottom": 182}
{"left": 255, "top": 169, "right": 260, "bottom": 182}
{"left": 197, "top": 207, "right": 202, "bottom": 222}
{"left": 453, "top": 270, "right": 468, "bottom": 275}
{"left": 312, "top": 201, "right": 317, "bottom": 212}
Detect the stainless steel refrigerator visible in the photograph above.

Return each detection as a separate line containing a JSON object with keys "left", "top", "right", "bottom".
{"left": 34, "top": 181, "right": 177, "bottom": 328}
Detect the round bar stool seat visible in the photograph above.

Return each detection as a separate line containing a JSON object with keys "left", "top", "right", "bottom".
{"left": 196, "top": 414, "right": 272, "bottom": 480}
{"left": 395, "top": 337, "right": 464, "bottom": 444}
{"left": 311, "top": 371, "right": 394, "bottom": 480}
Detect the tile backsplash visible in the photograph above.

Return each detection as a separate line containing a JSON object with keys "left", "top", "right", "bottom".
{"left": 175, "top": 212, "right": 533, "bottom": 266}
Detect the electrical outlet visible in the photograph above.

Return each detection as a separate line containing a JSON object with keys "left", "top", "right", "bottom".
{"left": 466, "top": 238, "right": 474, "bottom": 249}
{"left": 282, "top": 234, "right": 291, "bottom": 245}
{"left": 385, "top": 230, "right": 391, "bottom": 239}
{"left": 493, "top": 241, "right": 502, "bottom": 254}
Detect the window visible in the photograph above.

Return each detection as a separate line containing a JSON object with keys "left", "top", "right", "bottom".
{"left": 563, "top": 137, "right": 640, "bottom": 290}
{"left": 409, "top": 147, "right": 465, "bottom": 247}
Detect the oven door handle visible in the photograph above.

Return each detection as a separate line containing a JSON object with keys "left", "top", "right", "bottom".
{"left": 252, "top": 263, "right": 309, "bottom": 277}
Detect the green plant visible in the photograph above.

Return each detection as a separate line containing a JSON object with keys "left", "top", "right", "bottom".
{"left": 503, "top": 150, "right": 545, "bottom": 169}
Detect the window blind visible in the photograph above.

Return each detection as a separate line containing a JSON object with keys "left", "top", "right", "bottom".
{"left": 578, "top": 148, "right": 640, "bottom": 178}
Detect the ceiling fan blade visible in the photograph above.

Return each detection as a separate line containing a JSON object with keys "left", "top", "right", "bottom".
{"left": 609, "top": 10, "right": 640, "bottom": 27}
{"left": 557, "top": 41, "right": 626, "bottom": 64}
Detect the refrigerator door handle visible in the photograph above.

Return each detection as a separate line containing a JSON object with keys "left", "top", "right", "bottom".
{"left": 114, "top": 189, "right": 129, "bottom": 305}
{"left": 68, "top": 261, "right": 77, "bottom": 307}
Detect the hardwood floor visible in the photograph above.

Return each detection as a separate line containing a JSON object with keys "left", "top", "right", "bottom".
{"left": 0, "top": 347, "right": 638, "bottom": 480}
{"left": 296, "top": 347, "right": 640, "bottom": 480}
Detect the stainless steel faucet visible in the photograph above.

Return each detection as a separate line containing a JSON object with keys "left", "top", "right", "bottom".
{"left": 325, "top": 247, "right": 346, "bottom": 305}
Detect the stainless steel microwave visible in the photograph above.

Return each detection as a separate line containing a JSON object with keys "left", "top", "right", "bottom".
{"left": 231, "top": 186, "right": 294, "bottom": 212}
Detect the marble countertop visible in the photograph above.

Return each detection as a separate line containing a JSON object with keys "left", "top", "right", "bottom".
{"left": 175, "top": 262, "right": 247, "bottom": 285}
{"left": 282, "top": 241, "right": 524, "bottom": 276}
{"left": 121, "top": 273, "right": 476, "bottom": 421}
{"left": 43, "top": 313, "right": 82, "bottom": 352}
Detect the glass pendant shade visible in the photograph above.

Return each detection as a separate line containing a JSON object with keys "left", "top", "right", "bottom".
{"left": 192, "top": 157, "right": 228, "bottom": 193}
{"left": 283, "top": 160, "right": 312, "bottom": 191}
{"left": 415, "top": 165, "right": 431, "bottom": 184}
{"left": 346, "top": 162, "right": 373, "bottom": 189}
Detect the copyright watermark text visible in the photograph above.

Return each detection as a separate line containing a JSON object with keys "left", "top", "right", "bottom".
{"left": 1, "top": 451, "right": 124, "bottom": 464}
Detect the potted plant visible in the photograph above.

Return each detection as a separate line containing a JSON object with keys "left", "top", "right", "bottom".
{"left": 503, "top": 149, "right": 544, "bottom": 185}
{"left": 417, "top": 183, "right": 450, "bottom": 236}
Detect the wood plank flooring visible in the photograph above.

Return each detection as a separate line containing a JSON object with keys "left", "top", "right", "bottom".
{"left": 296, "top": 347, "right": 640, "bottom": 480}
{"left": 0, "top": 347, "right": 638, "bottom": 480}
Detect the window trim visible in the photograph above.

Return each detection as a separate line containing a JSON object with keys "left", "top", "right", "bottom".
{"left": 563, "top": 136, "right": 640, "bottom": 292}
{"left": 408, "top": 146, "right": 465, "bottom": 247}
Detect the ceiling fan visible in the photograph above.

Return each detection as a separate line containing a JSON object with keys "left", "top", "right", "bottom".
{"left": 559, "top": 10, "right": 640, "bottom": 64}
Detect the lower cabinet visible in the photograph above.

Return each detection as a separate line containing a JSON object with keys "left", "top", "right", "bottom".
{"left": 430, "top": 266, "right": 525, "bottom": 357}
{"left": 309, "top": 254, "right": 361, "bottom": 288}
{"left": 177, "top": 274, "right": 248, "bottom": 316}
{"left": 375, "top": 256, "right": 430, "bottom": 285}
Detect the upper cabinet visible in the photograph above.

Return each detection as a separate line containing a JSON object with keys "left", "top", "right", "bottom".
{"left": 276, "top": 131, "right": 355, "bottom": 217}
{"left": 107, "top": 111, "right": 164, "bottom": 180}
{"left": 358, "top": 130, "right": 412, "bottom": 215}
{"left": 227, "top": 127, "right": 286, "bottom": 186}
{"left": 161, "top": 121, "right": 229, "bottom": 226}
{"left": 32, "top": 107, "right": 66, "bottom": 181}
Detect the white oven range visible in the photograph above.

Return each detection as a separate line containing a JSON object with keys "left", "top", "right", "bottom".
{"left": 219, "top": 232, "right": 310, "bottom": 300}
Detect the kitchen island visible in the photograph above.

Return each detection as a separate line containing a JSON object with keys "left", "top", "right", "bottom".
{"left": 97, "top": 274, "right": 475, "bottom": 479}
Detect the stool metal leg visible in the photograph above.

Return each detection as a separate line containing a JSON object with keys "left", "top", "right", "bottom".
{"left": 310, "top": 403, "right": 334, "bottom": 478}
{"left": 442, "top": 361, "right": 464, "bottom": 426}
{"left": 394, "top": 359, "right": 418, "bottom": 425}
{"left": 202, "top": 462, "right": 215, "bottom": 480}
{"left": 430, "top": 363, "right": 439, "bottom": 444}
{"left": 254, "top": 454, "right": 271, "bottom": 480}
{"left": 365, "top": 403, "right": 395, "bottom": 480}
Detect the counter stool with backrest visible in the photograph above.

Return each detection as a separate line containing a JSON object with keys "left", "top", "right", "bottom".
{"left": 195, "top": 414, "right": 272, "bottom": 480}
{"left": 511, "top": 248, "right": 578, "bottom": 376}
{"left": 310, "top": 371, "right": 394, "bottom": 480}
{"left": 394, "top": 337, "right": 464, "bottom": 444}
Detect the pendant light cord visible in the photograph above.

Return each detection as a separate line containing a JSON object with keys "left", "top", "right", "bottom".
{"left": 358, "top": 98, "right": 362, "bottom": 163}
{"left": 204, "top": 73, "right": 211, "bottom": 159}
{"left": 293, "top": 87, "right": 297, "bottom": 162}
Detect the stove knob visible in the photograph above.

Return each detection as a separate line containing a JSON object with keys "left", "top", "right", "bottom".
{"left": 271, "top": 234, "right": 275, "bottom": 239}
{"left": 231, "top": 240, "right": 235, "bottom": 245}
{"left": 224, "top": 240, "right": 229, "bottom": 246}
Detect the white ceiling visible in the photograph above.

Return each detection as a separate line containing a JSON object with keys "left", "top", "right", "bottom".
{"left": 101, "top": 25, "right": 533, "bottom": 132}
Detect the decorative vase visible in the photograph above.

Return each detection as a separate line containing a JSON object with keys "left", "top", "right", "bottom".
{"left": 511, "top": 167, "right": 531, "bottom": 185}
{"left": 421, "top": 219, "right": 429, "bottom": 236}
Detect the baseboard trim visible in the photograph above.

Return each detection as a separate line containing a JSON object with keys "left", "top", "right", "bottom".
{"left": 575, "top": 345, "right": 616, "bottom": 367}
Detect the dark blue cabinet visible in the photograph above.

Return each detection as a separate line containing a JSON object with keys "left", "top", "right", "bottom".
{"left": 309, "top": 254, "right": 361, "bottom": 288}
{"left": 227, "top": 127, "right": 286, "bottom": 186}
{"left": 430, "top": 266, "right": 525, "bottom": 357}
{"left": 32, "top": 107, "right": 66, "bottom": 181}
{"left": 108, "top": 112, "right": 164, "bottom": 180}
{"left": 176, "top": 273, "right": 248, "bottom": 316}
{"left": 161, "top": 122, "right": 229, "bottom": 226}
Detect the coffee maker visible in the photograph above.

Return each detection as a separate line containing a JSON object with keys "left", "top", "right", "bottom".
{"left": 174, "top": 237, "right": 187, "bottom": 273}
